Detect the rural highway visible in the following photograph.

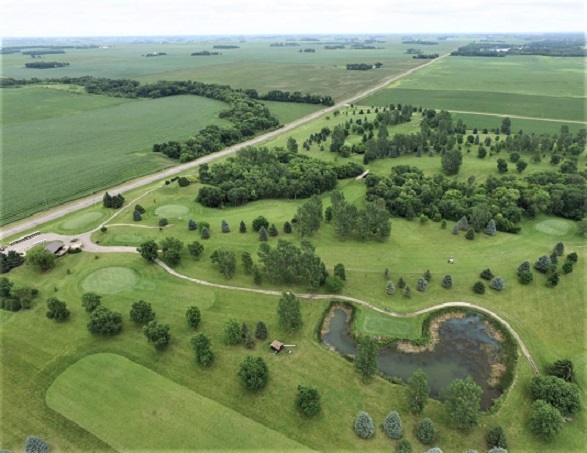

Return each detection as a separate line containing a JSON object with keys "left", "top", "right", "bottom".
{"left": 0, "top": 53, "right": 450, "bottom": 241}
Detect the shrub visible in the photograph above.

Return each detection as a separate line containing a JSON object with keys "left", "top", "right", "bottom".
{"left": 416, "top": 277, "right": 428, "bottom": 292}
{"left": 489, "top": 276, "right": 505, "bottom": 291}
{"left": 186, "top": 306, "right": 201, "bottom": 329}
{"left": 562, "top": 261, "right": 573, "bottom": 274}
{"left": 415, "top": 418, "right": 436, "bottom": 444}
{"left": 534, "top": 255, "right": 551, "bottom": 273}
{"left": 252, "top": 215, "right": 269, "bottom": 232}
{"left": 386, "top": 281, "right": 396, "bottom": 295}
{"left": 404, "top": 285, "right": 412, "bottom": 298}
{"left": 441, "top": 274, "right": 452, "bottom": 289}
{"left": 397, "top": 276, "right": 406, "bottom": 289}
{"left": 158, "top": 218, "right": 168, "bottom": 227}
{"left": 283, "top": 221, "right": 292, "bottom": 233}
{"left": 221, "top": 220, "right": 230, "bottom": 233}
{"left": 547, "top": 272, "right": 559, "bottom": 287}
{"left": 239, "top": 356, "right": 269, "bottom": 391}
{"left": 486, "top": 426, "right": 508, "bottom": 450}
{"left": 325, "top": 275, "right": 344, "bottom": 293}
{"left": 384, "top": 410, "right": 402, "bottom": 439}
{"left": 87, "top": 307, "right": 123, "bottom": 335}
{"left": 566, "top": 252, "right": 578, "bottom": 263}
{"left": 295, "top": 385, "right": 321, "bottom": 416}
{"left": 458, "top": 215, "right": 469, "bottom": 231}
{"left": 480, "top": 268, "right": 494, "bottom": 280}
{"left": 396, "top": 439, "right": 412, "bottom": 453}
{"left": 472, "top": 281, "right": 485, "bottom": 294}
{"left": 188, "top": 241, "right": 204, "bottom": 258}
{"left": 423, "top": 269, "right": 432, "bottom": 281}
{"left": 24, "top": 436, "right": 49, "bottom": 453}
{"left": 190, "top": 333, "right": 214, "bottom": 366}
{"left": 519, "top": 270, "right": 533, "bottom": 284}
{"left": 548, "top": 359, "right": 575, "bottom": 383}
{"left": 333, "top": 263, "right": 346, "bottom": 280}
{"left": 517, "top": 260, "right": 531, "bottom": 275}
{"left": 452, "top": 224, "right": 459, "bottom": 235}
{"left": 354, "top": 411, "right": 375, "bottom": 439}
{"left": 178, "top": 176, "right": 190, "bottom": 187}
{"left": 485, "top": 219, "right": 496, "bottom": 235}
{"left": 465, "top": 228, "right": 475, "bottom": 240}
{"left": 81, "top": 292, "right": 101, "bottom": 313}
{"left": 255, "top": 320, "right": 268, "bottom": 340}
{"left": 441, "top": 219, "right": 447, "bottom": 229}
{"left": 135, "top": 204, "right": 146, "bottom": 214}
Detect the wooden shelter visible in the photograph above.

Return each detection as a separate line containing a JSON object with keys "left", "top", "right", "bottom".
{"left": 270, "top": 340, "right": 284, "bottom": 353}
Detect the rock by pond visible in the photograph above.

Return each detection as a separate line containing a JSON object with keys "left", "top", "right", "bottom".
{"left": 321, "top": 306, "right": 504, "bottom": 410}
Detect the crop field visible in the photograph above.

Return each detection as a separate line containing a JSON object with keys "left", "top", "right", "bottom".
{"left": 1, "top": 87, "right": 229, "bottom": 225}
{"left": 0, "top": 37, "right": 467, "bottom": 101}
{"left": 362, "top": 56, "right": 587, "bottom": 122}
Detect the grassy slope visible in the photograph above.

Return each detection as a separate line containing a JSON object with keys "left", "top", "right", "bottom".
{"left": 361, "top": 56, "right": 586, "bottom": 122}
{"left": 46, "top": 353, "right": 313, "bottom": 452}
{"left": 1, "top": 88, "right": 229, "bottom": 225}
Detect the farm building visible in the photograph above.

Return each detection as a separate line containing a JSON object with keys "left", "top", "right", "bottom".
{"left": 45, "top": 241, "right": 67, "bottom": 256}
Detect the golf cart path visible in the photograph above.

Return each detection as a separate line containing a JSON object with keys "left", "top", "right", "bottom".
{"left": 0, "top": 54, "right": 450, "bottom": 241}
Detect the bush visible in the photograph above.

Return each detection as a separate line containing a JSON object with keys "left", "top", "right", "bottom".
{"left": 81, "top": 292, "right": 101, "bottom": 313}
{"left": 553, "top": 241, "right": 564, "bottom": 256}
{"left": 415, "top": 418, "right": 436, "bottom": 445}
{"left": 87, "top": 307, "right": 122, "bottom": 336}
{"left": 46, "top": 297, "right": 70, "bottom": 322}
{"left": 396, "top": 439, "right": 412, "bottom": 453}
{"left": 547, "top": 272, "right": 559, "bottom": 287}
{"left": 441, "top": 274, "right": 452, "bottom": 289}
{"left": 24, "top": 436, "right": 49, "bottom": 453}
{"left": 295, "top": 385, "right": 321, "bottom": 416}
{"left": 354, "top": 411, "right": 375, "bottom": 439}
{"left": 489, "top": 276, "right": 505, "bottom": 291}
{"left": 178, "top": 176, "right": 190, "bottom": 187}
{"left": 223, "top": 318, "right": 241, "bottom": 345}
{"left": 252, "top": 215, "right": 269, "bottom": 232}
{"left": 534, "top": 255, "right": 551, "bottom": 273}
{"left": 548, "top": 359, "right": 575, "bottom": 383}
{"left": 333, "top": 263, "right": 346, "bottom": 280}
{"left": 325, "top": 275, "right": 344, "bottom": 293}
{"left": 480, "top": 268, "right": 494, "bottom": 280}
{"left": 158, "top": 218, "right": 168, "bottom": 227}
{"left": 404, "top": 285, "right": 412, "bottom": 298}
{"left": 473, "top": 281, "right": 485, "bottom": 294}
{"left": 239, "top": 356, "right": 269, "bottom": 391}
{"left": 135, "top": 204, "right": 146, "bottom": 214}
{"left": 239, "top": 220, "right": 247, "bottom": 233}
{"left": 519, "top": 270, "right": 533, "bottom": 284}
{"left": 186, "top": 306, "right": 201, "bottom": 329}
{"left": 384, "top": 410, "right": 402, "bottom": 439}
{"left": 486, "top": 426, "right": 508, "bottom": 450}
{"left": 190, "top": 333, "right": 213, "bottom": 366}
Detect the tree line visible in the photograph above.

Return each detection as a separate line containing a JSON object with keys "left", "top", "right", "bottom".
{"left": 346, "top": 63, "right": 383, "bottom": 70}
{"left": 253, "top": 89, "right": 334, "bottom": 106}
{"left": 196, "top": 146, "right": 363, "bottom": 207}
{"left": 25, "top": 61, "right": 70, "bottom": 69}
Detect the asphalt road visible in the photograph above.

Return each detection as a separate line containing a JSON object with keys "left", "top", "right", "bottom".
{"left": 0, "top": 54, "right": 449, "bottom": 241}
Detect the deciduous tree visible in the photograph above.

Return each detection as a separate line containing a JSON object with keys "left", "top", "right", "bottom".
{"left": 443, "top": 376, "right": 482, "bottom": 430}
{"left": 355, "top": 335, "right": 378, "bottom": 381}
{"left": 190, "top": 333, "right": 214, "bottom": 366}
{"left": 160, "top": 237, "right": 183, "bottom": 265}
{"left": 277, "top": 291, "right": 302, "bottom": 333}
{"left": 81, "top": 292, "right": 101, "bottom": 313}
{"left": 407, "top": 369, "right": 430, "bottom": 414}
{"left": 87, "top": 307, "right": 122, "bottom": 335}
{"left": 529, "top": 400, "right": 563, "bottom": 441}
{"left": 27, "top": 246, "right": 56, "bottom": 271}
{"left": 46, "top": 297, "right": 70, "bottom": 322}
{"left": 185, "top": 305, "right": 201, "bottom": 329}
{"left": 129, "top": 300, "right": 155, "bottom": 325}
{"left": 137, "top": 240, "right": 158, "bottom": 262}
{"left": 295, "top": 385, "right": 321, "bottom": 416}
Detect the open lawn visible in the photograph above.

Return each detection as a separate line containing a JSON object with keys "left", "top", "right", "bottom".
{"left": 1, "top": 88, "right": 229, "bottom": 225}
{"left": 361, "top": 56, "right": 587, "bottom": 122}
{"left": 47, "top": 353, "right": 312, "bottom": 452}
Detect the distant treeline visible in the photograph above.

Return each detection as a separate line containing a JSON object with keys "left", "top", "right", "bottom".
{"left": 25, "top": 62, "right": 70, "bottom": 69}
{"left": 346, "top": 63, "right": 383, "bottom": 70}
{"left": 213, "top": 45, "right": 239, "bottom": 49}
{"left": 412, "top": 54, "right": 439, "bottom": 59}
{"left": 325, "top": 45, "right": 345, "bottom": 50}
{"left": 452, "top": 40, "right": 587, "bottom": 57}
{"left": 252, "top": 89, "right": 334, "bottom": 106}
{"left": 22, "top": 50, "right": 66, "bottom": 56}
{"left": 197, "top": 147, "right": 364, "bottom": 207}
{"left": 402, "top": 40, "right": 438, "bottom": 45}
{"left": 299, "top": 48, "right": 315, "bottom": 53}
{"left": 270, "top": 42, "right": 300, "bottom": 47}
{"left": 144, "top": 52, "right": 167, "bottom": 57}
{"left": 1, "top": 44, "right": 97, "bottom": 54}
{"left": 191, "top": 51, "right": 220, "bottom": 56}
{"left": 350, "top": 44, "right": 378, "bottom": 49}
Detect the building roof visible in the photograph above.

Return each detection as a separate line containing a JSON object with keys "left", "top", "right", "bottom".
{"left": 45, "top": 241, "right": 64, "bottom": 254}
{"left": 270, "top": 340, "right": 284, "bottom": 350}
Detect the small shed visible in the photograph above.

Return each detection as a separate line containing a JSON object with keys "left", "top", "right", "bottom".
{"left": 270, "top": 340, "right": 284, "bottom": 353}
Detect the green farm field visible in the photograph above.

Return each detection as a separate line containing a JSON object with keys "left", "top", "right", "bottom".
{"left": 1, "top": 87, "right": 229, "bottom": 225}
{"left": 362, "top": 56, "right": 587, "bottom": 122}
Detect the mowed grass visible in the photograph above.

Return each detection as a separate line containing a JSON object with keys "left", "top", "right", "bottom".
{"left": 1, "top": 88, "right": 229, "bottom": 225}
{"left": 355, "top": 308, "right": 423, "bottom": 340}
{"left": 47, "top": 353, "right": 312, "bottom": 452}
{"left": 362, "top": 55, "right": 586, "bottom": 122}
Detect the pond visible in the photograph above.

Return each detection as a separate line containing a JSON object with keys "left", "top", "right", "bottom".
{"left": 322, "top": 307, "right": 503, "bottom": 409}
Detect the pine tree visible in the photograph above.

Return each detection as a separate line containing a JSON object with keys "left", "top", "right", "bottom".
{"left": 283, "top": 221, "right": 292, "bottom": 233}
{"left": 466, "top": 228, "right": 475, "bottom": 240}
{"left": 133, "top": 210, "right": 142, "bottom": 221}
{"left": 397, "top": 276, "right": 406, "bottom": 289}
{"left": 200, "top": 226, "right": 210, "bottom": 239}
{"left": 452, "top": 223, "right": 459, "bottom": 235}
{"left": 221, "top": 220, "right": 230, "bottom": 233}
{"left": 473, "top": 281, "right": 486, "bottom": 294}
{"left": 553, "top": 241, "right": 564, "bottom": 256}
{"left": 458, "top": 216, "right": 469, "bottom": 231}
{"left": 404, "top": 285, "right": 412, "bottom": 298}
{"left": 384, "top": 267, "right": 390, "bottom": 280}
{"left": 441, "top": 274, "right": 452, "bottom": 289}
{"left": 253, "top": 265, "right": 262, "bottom": 285}
{"left": 241, "top": 252, "right": 254, "bottom": 274}
{"left": 423, "top": 269, "right": 432, "bottom": 281}
{"left": 268, "top": 223, "right": 278, "bottom": 237}
{"left": 485, "top": 218, "right": 496, "bottom": 235}
{"left": 386, "top": 281, "right": 396, "bottom": 295}
{"left": 258, "top": 226, "right": 268, "bottom": 241}
{"left": 188, "top": 219, "right": 197, "bottom": 230}
{"left": 255, "top": 321, "right": 268, "bottom": 340}
{"left": 417, "top": 277, "right": 428, "bottom": 292}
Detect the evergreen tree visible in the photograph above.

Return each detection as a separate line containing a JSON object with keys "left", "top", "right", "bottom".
{"left": 223, "top": 318, "right": 241, "bottom": 345}
{"left": 253, "top": 265, "right": 262, "bottom": 285}
{"left": 255, "top": 320, "right": 268, "bottom": 340}
{"left": 416, "top": 418, "right": 436, "bottom": 445}
{"left": 458, "top": 216, "right": 469, "bottom": 231}
{"left": 200, "top": 226, "right": 210, "bottom": 239}
{"left": 466, "top": 228, "right": 475, "bottom": 240}
{"left": 241, "top": 251, "right": 254, "bottom": 274}
{"left": 268, "top": 223, "right": 278, "bottom": 237}
{"left": 397, "top": 276, "right": 406, "bottom": 289}
{"left": 486, "top": 426, "right": 508, "bottom": 450}
{"left": 252, "top": 215, "right": 269, "bottom": 232}
{"left": 190, "top": 333, "right": 214, "bottom": 366}
{"left": 132, "top": 210, "right": 142, "bottom": 221}
{"left": 333, "top": 263, "right": 346, "bottom": 280}
{"left": 473, "top": 281, "right": 486, "bottom": 294}
{"left": 277, "top": 291, "right": 302, "bottom": 333}
{"left": 490, "top": 276, "right": 505, "bottom": 291}
{"left": 423, "top": 269, "right": 432, "bottom": 281}
{"left": 553, "top": 242, "right": 565, "bottom": 256}
{"left": 386, "top": 281, "right": 396, "bottom": 295}
{"left": 384, "top": 411, "right": 402, "bottom": 439}
{"left": 258, "top": 226, "right": 268, "bottom": 241}
{"left": 562, "top": 261, "right": 573, "bottom": 274}
{"left": 441, "top": 274, "right": 452, "bottom": 289}
{"left": 485, "top": 219, "right": 496, "bottom": 236}
{"left": 188, "top": 219, "right": 197, "bottom": 230}
{"left": 295, "top": 385, "right": 321, "bottom": 416}
{"left": 283, "top": 221, "right": 292, "bottom": 233}
{"left": 239, "top": 220, "right": 247, "bottom": 233}
{"left": 416, "top": 277, "right": 428, "bottom": 292}
{"left": 480, "top": 268, "right": 494, "bottom": 280}
{"left": 188, "top": 241, "right": 204, "bottom": 259}
{"left": 186, "top": 306, "right": 201, "bottom": 329}
{"left": 384, "top": 267, "right": 390, "bottom": 280}
{"left": 238, "top": 356, "right": 269, "bottom": 391}
{"left": 517, "top": 260, "right": 531, "bottom": 276}
{"left": 534, "top": 255, "right": 551, "bottom": 273}
{"left": 354, "top": 411, "right": 375, "bottom": 439}
{"left": 221, "top": 219, "right": 230, "bottom": 233}
{"left": 404, "top": 285, "right": 412, "bottom": 298}
{"left": 452, "top": 223, "right": 459, "bottom": 235}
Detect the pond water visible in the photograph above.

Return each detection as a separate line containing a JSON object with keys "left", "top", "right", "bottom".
{"left": 322, "top": 308, "right": 503, "bottom": 409}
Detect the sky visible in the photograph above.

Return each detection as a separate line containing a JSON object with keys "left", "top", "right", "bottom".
{"left": 1, "top": 0, "right": 585, "bottom": 38}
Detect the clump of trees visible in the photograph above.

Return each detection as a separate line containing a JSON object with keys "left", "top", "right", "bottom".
{"left": 329, "top": 191, "right": 391, "bottom": 241}
{"left": 46, "top": 297, "right": 70, "bottom": 322}
{"left": 103, "top": 192, "right": 124, "bottom": 209}
{"left": 87, "top": 307, "right": 123, "bottom": 335}
{"left": 0, "top": 249, "right": 25, "bottom": 273}
{"left": 26, "top": 246, "right": 56, "bottom": 272}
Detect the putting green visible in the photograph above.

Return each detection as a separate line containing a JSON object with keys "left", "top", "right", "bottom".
{"left": 60, "top": 211, "right": 105, "bottom": 230}
{"left": 46, "top": 353, "right": 312, "bottom": 452}
{"left": 534, "top": 219, "right": 573, "bottom": 236}
{"left": 155, "top": 204, "right": 189, "bottom": 219}
{"left": 360, "top": 311, "right": 420, "bottom": 339}
{"left": 82, "top": 266, "right": 138, "bottom": 294}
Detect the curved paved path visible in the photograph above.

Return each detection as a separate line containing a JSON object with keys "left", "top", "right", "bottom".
{"left": 0, "top": 54, "right": 450, "bottom": 241}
